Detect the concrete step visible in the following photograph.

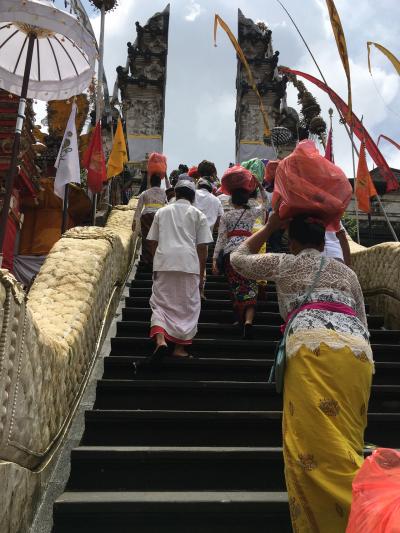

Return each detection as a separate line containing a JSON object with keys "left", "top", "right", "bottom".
{"left": 93, "top": 380, "right": 400, "bottom": 413}
{"left": 116, "top": 320, "right": 399, "bottom": 344}
{"left": 110, "top": 336, "right": 400, "bottom": 361}
{"left": 67, "top": 446, "right": 285, "bottom": 492}
{"left": 82, "top": 410, "right": 400, "bottom": 448}
{"left": 121, "top": 307, "right": 385, "bottom": 329}
{"left": 53, "top": 491, "right": 291, "bottom": 533}
{"left": 125, "top": 296, "right": 371, "bottom": 314}
{"left": 103, "top": 356, "right": 400, "bottom": 385}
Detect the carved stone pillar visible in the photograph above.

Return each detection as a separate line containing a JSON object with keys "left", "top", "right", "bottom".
{"left": 117, "top": 6, "right": 169, "bottom": 173}
{"left": 235, "top": 10, "right": 297, "bottom": 162}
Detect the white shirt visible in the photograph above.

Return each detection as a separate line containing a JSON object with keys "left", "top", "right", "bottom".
{"left": 323, "top": 222, "right": 345, "bottom": 261}
{"left": 147, "top": 199, "right": 213, "bottom": 274}
{"left": 218, "top": 193, "right": 233, "bottom": 212}
{"left": 194, "top": 189, "right": 224, "bottom": 228}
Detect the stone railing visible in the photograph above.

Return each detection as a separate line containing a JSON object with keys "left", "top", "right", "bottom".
{"left": 350, "top": 240, "right": 400, "bottom": 329}
{"left": 0, "top": 200, "right": 138, "bottom": 532}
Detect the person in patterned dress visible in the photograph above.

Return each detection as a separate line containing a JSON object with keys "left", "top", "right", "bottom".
{"left": 212, "top": 181, "right": 267, "bottom": 338}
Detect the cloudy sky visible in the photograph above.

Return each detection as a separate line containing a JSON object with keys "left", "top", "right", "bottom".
{"left": 55, "top": 0, "right": 400, "bottom": 178}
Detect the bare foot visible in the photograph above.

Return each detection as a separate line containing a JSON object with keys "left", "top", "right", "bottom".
{"left": 172, "top": 346, "right": 190, "bottom": 358}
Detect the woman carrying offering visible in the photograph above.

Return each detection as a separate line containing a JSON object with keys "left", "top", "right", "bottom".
{"left": 132, "top": 173, "right": 169, "bottom": 269}
{"left": 213, "top": 178, "right": 267, "bottom": 338}
{"left": 230, "top": 212, "right": 373, "bottom": 533}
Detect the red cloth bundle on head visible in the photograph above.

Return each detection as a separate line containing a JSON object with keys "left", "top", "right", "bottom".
{"left": 220, "top": 165, "right": 257, "bottom": 195}
{"left": 188, "top": 166, "right": 199, "bottom": 179}
{"left": 272, "top": 140, "right": 352, "bottom": 231}
{"left": 147, "top": 152, "right": 167, "bottom": 177}
{"left": 346, "top": 448, "right": 400, "bottom": 533}
{"left": 265, "top": 160, "right": 280, "bottom": 185}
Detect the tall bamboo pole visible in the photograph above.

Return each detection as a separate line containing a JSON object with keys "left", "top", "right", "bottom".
{"left": 91, "top": 3, "right": 106, "bottom": 226}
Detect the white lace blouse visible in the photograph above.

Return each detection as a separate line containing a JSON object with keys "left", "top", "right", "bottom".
{"left": 231, "top": 243, "right": 373, "bottom": 362}
{"left": 213, "top": 206, "right": 266, "bottom": 259}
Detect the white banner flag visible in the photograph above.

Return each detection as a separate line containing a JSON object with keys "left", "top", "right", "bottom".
{"left": 54, "top": 103, "right": 80, "bottom": 200}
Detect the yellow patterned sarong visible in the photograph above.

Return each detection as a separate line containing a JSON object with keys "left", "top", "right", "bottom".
{"left": 283, "top": 343, "right": 373, "bottom": 533}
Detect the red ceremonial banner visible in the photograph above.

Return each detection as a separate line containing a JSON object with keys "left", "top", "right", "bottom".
{"left": 280, "top": 67, "right": 399, "bottom": 192}
{"left": 82, "top": 121, "right": 107, "bottom": 194}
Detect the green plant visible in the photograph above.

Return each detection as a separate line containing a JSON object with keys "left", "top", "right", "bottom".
{"left": 342, "top": 213, "right": 358, "bottom": 240}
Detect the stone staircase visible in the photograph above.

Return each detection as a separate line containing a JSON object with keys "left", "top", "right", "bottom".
{"left": 52, "top": 244, "right": 400, "bottom": 532}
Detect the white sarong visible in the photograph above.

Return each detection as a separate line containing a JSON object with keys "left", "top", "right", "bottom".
{"left": 150, "top": 271, "right": 201, "bottom": 343}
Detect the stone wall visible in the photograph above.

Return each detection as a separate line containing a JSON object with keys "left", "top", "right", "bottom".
{"left": 350, "top": 240, "right": 400, "bottom": 329}
{"left": 0, "top": 200, "right": 138, "bottom": 532}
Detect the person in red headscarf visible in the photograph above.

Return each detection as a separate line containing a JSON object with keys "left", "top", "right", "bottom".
{"left": 213, "top": 167, "right": 267, "bottom": 338}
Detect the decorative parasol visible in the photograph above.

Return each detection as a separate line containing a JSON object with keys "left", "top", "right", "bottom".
{"left": 0, "top": 0, "right": 96, "bottom": 252}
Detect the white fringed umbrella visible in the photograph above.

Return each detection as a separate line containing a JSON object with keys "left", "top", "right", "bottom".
{"left": 0, "top": 0, "right": 97, "bottom": 251}
{"left": 0, "top": 0, "right": 96, "bottom": 100}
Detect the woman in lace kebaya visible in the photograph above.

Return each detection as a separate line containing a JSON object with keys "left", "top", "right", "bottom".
{"left": 231, "top": 213, "right": 373, "bottom": 533}
{"left": 212, "top": 181, "right": 267, "bottom": 339}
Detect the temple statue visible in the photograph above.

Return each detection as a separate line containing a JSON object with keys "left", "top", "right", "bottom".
{"left": 116, "top": 5, "right": 170, "bottom": 178}
{"left": 235, "top": 10, "right": 298, "bottom": 162}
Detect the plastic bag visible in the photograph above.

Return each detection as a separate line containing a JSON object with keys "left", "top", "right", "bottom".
{"left": 347, "top": 448, "right": 400, "bottom": 533}
{"left": 220, "top": 165, "right": 257, "bottom": 195}
{"left": 188, "top": 166, "right": 199, "bottom": 179}
{"left": 147, "top": 152, "right": 167, "bottom": 177}
{"left": 265, "top": 160, "right": 280, "bottom": 185}
{"left": 241, "top": 158, "right": 265, "bottom": 183}
{"left": 272, "top": 140, "right": 352, "bottom": 231}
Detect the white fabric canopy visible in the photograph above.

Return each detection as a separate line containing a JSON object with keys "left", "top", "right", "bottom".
{"left": 0, "top": 0, "right": 96, "bottom": 100}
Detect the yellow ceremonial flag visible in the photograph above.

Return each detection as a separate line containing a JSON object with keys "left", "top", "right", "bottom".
{"left": 325, "top": 0, "right": 352, "bottom": 121}
{"left": 214, "top": 14, "right": 271, "bottom": 137}
{"left": 367, "top": 41, "right": 400, "bottom": 76}
{"left": 106, "top": 118, "right": 128, "bottom": 179}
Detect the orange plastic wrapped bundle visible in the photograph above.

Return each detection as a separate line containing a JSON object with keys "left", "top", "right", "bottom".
{"left": 147, "top": 152, "right": 167, "bottom": 177}
{"left": 220, "top": 165, "right": 257, "bottom": 195}
{"left": 346, "top": 448, "right": 400, "bottom": 533}
{"left": 188, "top": 166, "right": 199, "bottom": 179}
{"left": 265, "top": 160, "right": 280, "bottom": 185}
{"left": 272, "top": 140, "right": 352, "bottom": 231}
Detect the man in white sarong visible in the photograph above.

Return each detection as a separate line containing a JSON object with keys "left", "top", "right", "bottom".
{"left": 147, "top": 180, "right": 212, "bottom": 359}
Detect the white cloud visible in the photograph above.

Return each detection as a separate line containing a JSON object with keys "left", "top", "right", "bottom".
{"left": 34, "top": 0, "right": 400, "bottom": 177}
{"left": 185, "top": 0, "right": 203, "bottom": 22}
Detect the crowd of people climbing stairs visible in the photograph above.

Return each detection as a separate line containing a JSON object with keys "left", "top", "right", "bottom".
{"left": 132, "top": 144, "right": 374, "bottom": 532}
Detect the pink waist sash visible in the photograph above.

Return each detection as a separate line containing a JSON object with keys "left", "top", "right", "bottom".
{"left": 281, "top": 301, "right": 357, "bottom": 334}
{"left": 228, "top": 230, "right": 252, "bottom": 238}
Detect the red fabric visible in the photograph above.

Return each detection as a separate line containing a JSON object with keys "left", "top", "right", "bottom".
{"left": 347, "top": 448, "right": 400, "bottom": 533}
{"left": 272, "top": 140, "right": 352, "bottom": 231}
{"left": 150, "top": 326, "right": 192, "bottom": 346}
{"left": 147, "top": 153, "right": 167, "bottom": 178}
{"left": 264, "top": 160, "right": 280, "bottom": 184}
{"left": 227, "top": 230, "right": 252, "bottom": 238}
{"left": 281, "top": 301, "right": 357, "bottom": 334}
{"left": 325, "top": 127, "right": 334, "bottom": 163}
{"left": 356, "top": 141, "right": 378, "bottom": 214}
{"left": 377, "top": 134, "right": 400, "bottom": 152}
{"left": 188, "top": 166, "right": 199, "bottom": 179}
{"left": 82, "top": 121, "right": 107, "bottom": 193}
{"left": 220, "top": 165, "right": 257, "bottom": 195}
{"left": 2, "top": 216, "right": 17, "bottom": 271}
{"left": 17, "top": 168, "right": 37, "bottom": 197}
{"left": 279, "top": 67, "right": 399, "bottom": 192}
